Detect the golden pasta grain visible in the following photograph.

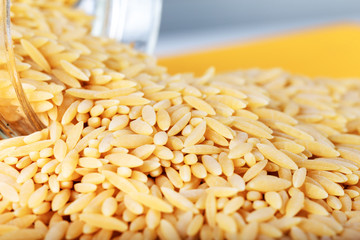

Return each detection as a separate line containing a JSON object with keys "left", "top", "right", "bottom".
{"left": 2, "top": 0, "right": 360, "bottom": 239}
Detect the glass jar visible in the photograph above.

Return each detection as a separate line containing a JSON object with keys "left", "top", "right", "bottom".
{"left": 77, "top": 0, "right": 162, "bottom": 54}
{"left": 0, "top": 0, "right": 162, "bottom": 138}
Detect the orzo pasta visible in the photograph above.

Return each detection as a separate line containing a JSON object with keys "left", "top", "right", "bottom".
{"left": 0, "top": 0, "right": 360, "bottom": 239}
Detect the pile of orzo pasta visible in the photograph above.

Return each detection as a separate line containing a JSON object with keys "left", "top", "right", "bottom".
{"left": 1, "top": 0, "right": 360, "bottom": 239}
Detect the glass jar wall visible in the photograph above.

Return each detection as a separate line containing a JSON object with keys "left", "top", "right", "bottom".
{"left": 0, "top": 0, "right": 162, "bottom": 138}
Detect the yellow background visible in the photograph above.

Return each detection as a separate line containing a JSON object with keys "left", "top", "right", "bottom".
{"left": 158, "top": 24, "right": 360, "bottom": 79}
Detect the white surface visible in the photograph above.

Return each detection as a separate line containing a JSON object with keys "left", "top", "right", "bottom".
{"left": 155, "top": 16, "right": 360, "bottom": 57}
{"left": 160, "top": 0, "right": 360, "bottom": 34}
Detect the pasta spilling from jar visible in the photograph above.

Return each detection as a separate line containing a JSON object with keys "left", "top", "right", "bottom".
{"left": 0, "top": 0, "right": 360, "bottom": 239}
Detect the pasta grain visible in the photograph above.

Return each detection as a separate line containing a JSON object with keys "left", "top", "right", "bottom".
{"left": 1, "top": 1, "right": 360, "bottom": 239}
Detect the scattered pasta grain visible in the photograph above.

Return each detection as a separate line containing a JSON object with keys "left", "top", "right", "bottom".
{"left": 21, "top": 39, "right": 51, "bottom": 72}
{"left": 2, "top": 2, "right": 360, "bottom": 239}
{"left": 292, "top": 167, "right": 307, "bottom": 188}
{"left": 247, "top": 175, "right": 292, "bottom": 192}
{"left": 161, "top": 187, "right": 195, "bottom": 212}
{"left": 256, "top": 143, "right": 298, "bottom": 170}
{"left": 129, "top": 192, "right": 173, "bottom": 213}
{"left": 60, "top": 60, "right": 89, "bottom": 81}
{"left": 79, "top": 213, "right": 127, "bottom": 232}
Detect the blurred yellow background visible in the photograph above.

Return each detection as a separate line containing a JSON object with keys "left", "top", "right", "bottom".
{"left": 158, "top": 24, "right": 360, "bottom": 79}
